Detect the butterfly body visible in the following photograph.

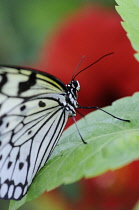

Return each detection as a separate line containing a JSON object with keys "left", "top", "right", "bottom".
{"left": 0, "top": 66, "right": 80, "bottom": 200}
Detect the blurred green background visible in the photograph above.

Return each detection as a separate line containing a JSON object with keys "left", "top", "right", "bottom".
{"left": 0, "top": 0, "right": 114, "bottom": 65}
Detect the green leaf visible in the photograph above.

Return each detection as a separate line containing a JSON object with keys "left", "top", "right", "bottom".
{"left": 115, "top": 0, "right": 139, "bottom": 61}
{"left": 133, "top": 200, "right": 139, "bottom": 210}
{"left": 10, "top": 92, "right": 139, "bottom": 210}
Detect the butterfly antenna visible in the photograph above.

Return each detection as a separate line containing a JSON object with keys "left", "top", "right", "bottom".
{"left": 72, "top": 56, "right": 86, "bottom": 80}
{"left": 78, "top": 106, "right": 130, "bottom": 122}
{"left": 72, "top": 116, "right": 87, "bottom": 144}
{"left": 73, "top": 52, "right": 114, "bottom": 80}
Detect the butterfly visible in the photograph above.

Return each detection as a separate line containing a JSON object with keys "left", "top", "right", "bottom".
{"left": 0, "top": 53, "right": 130, "bottom": 200}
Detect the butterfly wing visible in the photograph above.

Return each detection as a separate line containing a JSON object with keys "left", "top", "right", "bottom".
{"left": 0, "top": 66, "right": 69, "bottom": 200}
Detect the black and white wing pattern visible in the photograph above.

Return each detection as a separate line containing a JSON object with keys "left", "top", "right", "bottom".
{"left": 0, "top": 66, "right": 71, "bottom": 200}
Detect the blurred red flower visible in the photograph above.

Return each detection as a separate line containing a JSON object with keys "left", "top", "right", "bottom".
{"left": 37, "top": 5, "right": 139, "bottom": 210}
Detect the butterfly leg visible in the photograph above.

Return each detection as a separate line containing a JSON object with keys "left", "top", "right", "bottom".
{"left": 72, "top": 116, "right": 87, "bottom": 144}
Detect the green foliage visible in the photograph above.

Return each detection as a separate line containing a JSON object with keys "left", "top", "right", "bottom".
{"left": 10, "top": 92, "right": 139, "bottom": 210}
{"left": 0, "top": 0, "right": 82, "bottom": 64}
{"left": 116, "top": 0, "right": 139, "bottom": 61}
{"left": 0, "top": 0, "right": 116, "bottom": 65}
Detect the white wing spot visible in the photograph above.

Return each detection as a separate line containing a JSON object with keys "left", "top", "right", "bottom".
{"left": 8, "top": 185, "right": 14, "bottom": 198}
{"left": 14, "top": 186, "right": 22, "bottom": 199}
{"left": 1, "top": 183, "right": 8, "bottom": 198}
